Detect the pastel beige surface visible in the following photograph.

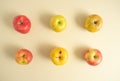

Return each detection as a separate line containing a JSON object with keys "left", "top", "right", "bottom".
{"left": 0, "top": 0, "right": 120, "bottom": 81}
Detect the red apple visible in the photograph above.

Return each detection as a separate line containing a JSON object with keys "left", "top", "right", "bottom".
{"left": 13, "top": 15, "right": 31, "bottom": 34}
{"left": 15, "top": 49, "right": 33, "bottom": 65}
{"left": 84, "top": 48, "right": 102, "bottom": 66}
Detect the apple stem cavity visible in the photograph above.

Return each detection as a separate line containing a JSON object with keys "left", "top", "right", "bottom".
{"left": 56, "top": 56, "right": 62, "bottom": 59}
{"left": 59, "top": 50, "right": 62, "bottom": 54}
{"left": 94, "top": 21, "right": 98, "bottom": 24}
{"left": 19, "top": 20, "right": 24, "bottom": 25}
{"left": 59, "top": 56, "right": 61, "bottom": 59}
{"left": 22, "top": 54, "right": 26, "bottom": 58}
{"left": 94, "top": 55, "right": 98, "bottom": 59}
{"left": 58, "top": 21, "right": 62, "bottom": 25}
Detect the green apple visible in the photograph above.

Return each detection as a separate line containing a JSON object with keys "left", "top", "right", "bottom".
{"left": 50, "top": 15, "right": 67, "bottom": 32}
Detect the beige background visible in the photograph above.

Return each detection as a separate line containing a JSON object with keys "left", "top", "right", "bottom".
{"left": 0, "top": 0, "right": 120, "bottom": 81}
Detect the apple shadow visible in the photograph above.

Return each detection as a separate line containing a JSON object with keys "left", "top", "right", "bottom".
{"left": 40, "top": 13, "right": 54, "bottom": 29}
{"left": 75, "top": 12, "right": 88, "bottom": 30}
{"left": 37, "top": 43, "right": 56, "bottom": 59}
{"left": 4, "top": 45, "right": 20, "bottom": 60}
{"left": 74, "top": 46, "right": 90, "bottom": 61}
{"left": 2, "top": 12, "right": 18, "bottom": 29}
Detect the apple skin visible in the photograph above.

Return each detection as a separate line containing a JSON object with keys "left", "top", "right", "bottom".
{"left": 50, "top": 47, "right": 68, "bottom": 66}
{"left": 84, "top": 14, "right": 103, "bottom": 32}
{"left": 13, "top": 15, "right": 31, "bottom": 34}
{"left": 50, "top": 15, "right": 67, "bottom": 32}
{"left": 15, "top": 49, "right": 33, "bottom": 65}
{"left": 84, "top": 48, "right": 102, "bottom": 66}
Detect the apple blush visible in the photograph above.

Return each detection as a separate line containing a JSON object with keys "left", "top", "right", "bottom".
{"left": 15, "top": 49, "right": 33, "bottom": 65}
{"left": 84, "top": 48, "right": 103, "bottom": 66}
{"left": 13, "top": 15, "right": 31, "bottom": 34}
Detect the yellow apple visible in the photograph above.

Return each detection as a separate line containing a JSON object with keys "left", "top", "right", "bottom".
{"left": 84, "top": 14, "right": 103, "bottom": 32}
{"left": 50, "top": 15, "right": 67, "bottom": 32}
{"left": 50, "top": 47, "right": 68, "bottom": 66}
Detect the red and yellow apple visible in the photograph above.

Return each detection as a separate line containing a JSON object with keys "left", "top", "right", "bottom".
{"left": 84, "top": 14, "right": 103, "bottom": 32}
{"left": 84, "top": 48, "right": 102, "bottom": 66}
{"left": 50, "top": 47, "right": 68, "bottom": 66}
{"left": 13, "top": 15, "right": 31, "bottom": 34}
{"left": 15, "top": 49, "right": 33, "bottom": 65}
{"left": 50, "top": 15, "right": 67, "bottom": 32}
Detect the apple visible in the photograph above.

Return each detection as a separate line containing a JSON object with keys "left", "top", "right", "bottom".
{"left": 13, "top": 15, "right": 31, "bottom": 34}
{"left": 84, "top": 48, "right": 102, "bottom": 66}
{"left": 15, "top": 49, "right": 33, "bottom": 65}
{"left": 50, "top": 15, "right": 67, "bottom": 32}
{"left": 50, "top": 47, "right": 68, "bottom": 66}
{"left": 84, "top": 14, "right": 103, "bottom": 32}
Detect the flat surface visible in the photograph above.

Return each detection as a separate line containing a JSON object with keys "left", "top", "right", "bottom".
{"left": 0, "top": 0, "right": 120, "bottom": 81}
